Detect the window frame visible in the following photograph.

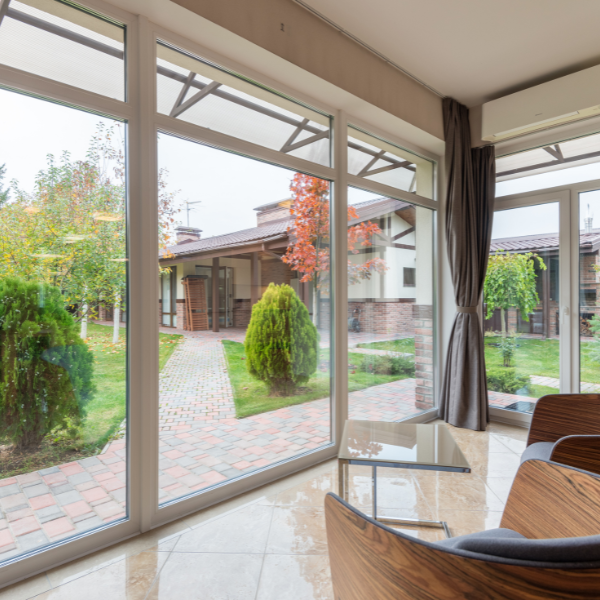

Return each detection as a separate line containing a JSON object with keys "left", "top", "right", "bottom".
{"left": 0, "top": 0, "right": 441, "bottom": 586}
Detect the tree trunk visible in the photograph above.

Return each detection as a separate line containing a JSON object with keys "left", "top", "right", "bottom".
{"left": 80, "top": 303, "right": 88, "bottom": 339}
{"left": 113, "top": 297, "right": 120, "bottom": 343}
{"left": 501, "top": 308, "right": 507, "bottom": 336}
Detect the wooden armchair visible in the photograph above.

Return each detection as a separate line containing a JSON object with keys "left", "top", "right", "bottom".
{"left": 522, "top": 394, "right": 600, "bottom": 474}
{"left": 325, "top": 459, "right": 600, "bottom": 599}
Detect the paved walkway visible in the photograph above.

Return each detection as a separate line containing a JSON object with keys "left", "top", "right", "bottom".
{"left": 0, "top": 329, "right": 422, "bottom": 558}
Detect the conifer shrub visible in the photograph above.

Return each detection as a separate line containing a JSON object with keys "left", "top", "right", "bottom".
{"left": 486, "top": 368, "right": 529, "bottom": 394}
{"left": 244, "top": 283, "right": 318, "bottom": 396}
{"left": 359, "top": 354, "right": 415, "bottom": 377}
{"left": 0, "top": 278, "right": 95, "bottom": 449}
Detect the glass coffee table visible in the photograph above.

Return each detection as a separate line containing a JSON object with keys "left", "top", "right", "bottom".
{"left": 338, "top": 420, "right": 471, "bottom": 538}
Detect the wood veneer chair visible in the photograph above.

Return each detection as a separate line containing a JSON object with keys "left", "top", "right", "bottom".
{"left": 325, "top": 459, "right": 600, "bottom": 600}
{"left": 521, "top": 393, "right": 600, "bottom": 475}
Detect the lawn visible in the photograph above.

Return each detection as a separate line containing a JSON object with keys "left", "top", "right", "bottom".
{"left": 356, "top": 338, "right": 415, "bottom": 354}
{"left": 484, "top": 335, "right": 600, "bottom": 385}
{"left": 222, "top": 340, "right": 410, "bottom": 418}
{"left": 0, "top": 323, "right": 183, "bottom": 479}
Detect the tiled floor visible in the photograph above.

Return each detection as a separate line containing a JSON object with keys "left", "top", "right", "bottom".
{"left": 1, "top": 419, "right": 527, "bottom": 600}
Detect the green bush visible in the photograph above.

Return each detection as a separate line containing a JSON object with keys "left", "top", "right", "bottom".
{"left": 244, "top": 283, "right": 318, "bottom": 396}
{"left": 359, "top": 354, "right": 415, "bottom": 377}
{"left": 486, "top": 368, "right": 529, "bottom": 394}
{"left": 0, "top": 278, "right": 95, "bottom": 448}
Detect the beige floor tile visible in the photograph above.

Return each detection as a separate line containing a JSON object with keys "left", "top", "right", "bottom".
{"left": 0, "top": 574, "right": 51, "bottom": 600}
{"left": 266, "top": 507, "right": 328, "bottom": 555}
{"left": 483, "top": 476, "right": 515, "bottom": 503}
{"left": 416, "top": 474, "right": 505, "bottom": 511}
{"left": 37, "top": 551, "right": 169, "bottom": 600}
{"left": 145, "top": 552, "right": 263, "bottom": 600}
{"left": 174, "top": 503, "right": 273, "bottom": 554}
{"left": 466, "top": 451, "right": 522, "bottom": 478}
{"left": 256, "top": 554, "right": 333, "bottom": 600}
{"left": 348, "top": 471, "right": 428, "bottom": 511}
{"left": 46, "top": 526, "right": 181, "bottom": 588}
{"left": 490, "top": 433, "right": 527, "bottom": 455}
{"left": 274, "top": 471, "right": 336, "bottom": 508}
{"left": 487, "top": 423, "right": 529, "bottom": 441}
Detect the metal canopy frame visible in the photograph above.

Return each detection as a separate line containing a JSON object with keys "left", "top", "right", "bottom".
{"left": 1, "top": 3, "right": 419, "bottom": 181}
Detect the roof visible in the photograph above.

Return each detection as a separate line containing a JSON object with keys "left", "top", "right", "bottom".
{"left": 161, "top": 196, "right": 413, "bottom": 260}
{"left": 490, "top": 229, "right": 600, "bottom": 253}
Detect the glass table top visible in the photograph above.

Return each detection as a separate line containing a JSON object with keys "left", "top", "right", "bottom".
{"left": 338, "top": 420, "right": 470, "bottom": 471}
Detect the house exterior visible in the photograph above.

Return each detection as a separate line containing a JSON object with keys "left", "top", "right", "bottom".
{"left": 158, "top": 196, "right": 425, "bottom": 338}
{"left": 485, "top": 226, "right": 600, "bottom": 337}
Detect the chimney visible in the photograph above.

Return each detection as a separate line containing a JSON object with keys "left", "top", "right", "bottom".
{"left": 585, "top": 204, "right": 594, "bottom": 234}
{"left": 175, "top": 225, "right": 202, "bottom": 244}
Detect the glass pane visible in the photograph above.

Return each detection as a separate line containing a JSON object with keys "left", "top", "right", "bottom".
{"left": 347, "top": 126, "right": 434, "bottom": 198}
{"left": 0, "top": 0, "right": 125, "bottom": 101}
{"left": 347, "top": 187, "right": 435, "bottom": 421}
{"left": 0, "top": 89, "right": 128, "bottom": 562}
{"left": 157, "top": 133, "right": 332, "bottom": 505}
{"left": 161, "top": 272, "right": 171, "bottom": 326}
{"left": 579, "top": 189, "right": 600, "bottom": 393}
{"left": 156, "top": 42, "right": 331, "bottom": 167}
{"left": 497, "top": 131, "right": 600, "bottom": 197}
{"left": 485, "top": 203, "right": 560, "bottom": 414}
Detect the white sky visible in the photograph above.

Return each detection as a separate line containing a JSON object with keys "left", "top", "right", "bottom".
{"left": 1, "top": 87, "right": 600, "bottom": 241}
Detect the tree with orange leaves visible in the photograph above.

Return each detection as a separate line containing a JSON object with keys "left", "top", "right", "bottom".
{"left": 282, "top": 173, "right": 386, "bottom": 325}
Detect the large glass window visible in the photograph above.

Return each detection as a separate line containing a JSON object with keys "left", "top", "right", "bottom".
{"left": 156, "top": 42, "right": 331, "bottom": 167}
{"left": 156, "top": 133, "right": 332, "bottom": 505}
{"left": 0, "top": 88, "right": 128, "bottom": 561}
{"left": 484, "top": 203, "right": 560, "bottom": 414}
{"left": 0, "top": 0, "right": 125, "bottom": 101}
{"left": 579, "top": 188, "right": 600, "bottom": 393}
{"left": 347, "top": 187, "right": 435, "bottom": 421}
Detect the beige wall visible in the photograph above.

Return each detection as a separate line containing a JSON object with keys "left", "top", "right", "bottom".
{"left": 173, "top": 0, "right": 443, "bottom": 140}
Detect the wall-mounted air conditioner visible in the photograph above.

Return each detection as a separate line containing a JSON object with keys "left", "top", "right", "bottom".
{"left": 482, "top": 64, "right": 600, "bottom": 142}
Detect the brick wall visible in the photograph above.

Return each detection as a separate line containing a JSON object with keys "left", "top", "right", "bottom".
{"left": 413, "top": 304, "right": 433, "bottom": 410}
{"left": 261, "top": 259, "right": 293, "bottom": 288}
{"left": 234, "top": 299, "right": 252, "bottom": 328}
{"left": 176, "top": 299, "right": 186, "bottom": 330}
{"left": 348, "top": 301, "right": 415, "bottom": 336}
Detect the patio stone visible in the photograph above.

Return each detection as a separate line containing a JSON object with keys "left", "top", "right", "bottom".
{"left": 16, "top": 530, "right": 49, "bottom": 551}
{"left": 0, "top": 484, "right": 20, "bottom": 499}
{"left": 23, "top": 484, "right": 50, "bottom": 499}
{"left": 55, "top": 491, "right": 83, "bottom": 507}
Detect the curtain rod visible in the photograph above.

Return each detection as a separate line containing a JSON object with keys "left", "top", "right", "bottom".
{"left": 291, "top": 0, "right": 445, "bottom": 99}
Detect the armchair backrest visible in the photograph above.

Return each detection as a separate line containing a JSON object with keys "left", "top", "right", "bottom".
{"left": 527, "top": 393, "right": 600, "bottom": 446}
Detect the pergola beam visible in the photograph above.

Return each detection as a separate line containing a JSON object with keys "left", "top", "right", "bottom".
{"left": 0, "top": 1, "right": 11, "bottom": 30}
{"left": 357, "top": 150, "right": 385, "bottom": 177}
{"left": 170, "top": 80, "right": 221, "bottom": 119}
{"left": 361, "top": 161, "right": 412, "bottom": 178}
{"left": 497, "top": 149, "right": 600, "bottom": 178}
{"left": 169, "top": 71, "right": 196, "bottom": 118}
{"left": 9, "top": 6, "right": 420, "bottom": 182}
{"left": 543, "top": 144, "right": 564, "bottom": 161}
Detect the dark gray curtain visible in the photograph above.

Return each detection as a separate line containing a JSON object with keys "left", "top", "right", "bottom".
{"left": 439, "top": 98, "right": 496, "bottom": 431}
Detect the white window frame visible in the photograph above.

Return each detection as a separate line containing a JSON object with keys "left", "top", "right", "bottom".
{"left": 0, "top": 0, "right": 441, "bottom": 586}
{"left": 490, "top": 178, "right": 600, "bottom": 427}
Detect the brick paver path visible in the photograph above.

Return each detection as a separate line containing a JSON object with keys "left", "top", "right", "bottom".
{"left": 0, "top": 328, "right": 422, "bottom": 559}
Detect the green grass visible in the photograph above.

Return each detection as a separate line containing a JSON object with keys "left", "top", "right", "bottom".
{"left": 356, "top": 338, "right": 415, "bottom": 354}
{"left": 82, "top": 323, "right": 182, "bottom": 447}
{"left": 484, "top": 335, "right": 600, "bottom": 385}
{"left": 222, "top": 340, "right": 410, "bottom": 418}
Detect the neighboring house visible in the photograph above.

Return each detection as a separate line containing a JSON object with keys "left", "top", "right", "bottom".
{"left": 158, "top": 196, "right": 423, "bottom": 338}
{"left": 486, "top": 225, "right": 600, "bottom": 337}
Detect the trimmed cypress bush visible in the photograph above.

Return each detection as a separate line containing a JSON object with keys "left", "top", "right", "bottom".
{"left": 244, "top": 283, "right": 318, "bottom": 396}
{"left": 0, "top": 278, "right": 95, "bottom": 449}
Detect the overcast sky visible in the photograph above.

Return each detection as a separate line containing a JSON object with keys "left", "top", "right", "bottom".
{"left": 1, "top": 87, "right": 599, "bottom": 241}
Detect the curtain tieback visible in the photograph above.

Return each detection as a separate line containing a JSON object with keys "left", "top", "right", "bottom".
{"left": 456, "top": 306, "right": 478, "bottom": 314}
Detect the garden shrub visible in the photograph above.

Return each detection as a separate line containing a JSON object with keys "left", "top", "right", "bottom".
{"left": 359, "top": 354, "right": 415, "bottom": 377}
{"left": 245, "top": 283, "right": 318, "bottom": 396}
{"left": 0, "top": 278, "right": 95, "bottom": 448}
{"left": 486, "top": 368, "right": 529, "bottom": 394}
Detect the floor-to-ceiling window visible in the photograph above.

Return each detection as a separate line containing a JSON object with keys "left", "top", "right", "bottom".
{"left": 346, "top": 126, "right": 437, "bottom": 423}
{"left": 0, "top": 0, "right": 129, "bottom": 564}
{"left": 489, "top": 130, "right": 600, "bottom": 416}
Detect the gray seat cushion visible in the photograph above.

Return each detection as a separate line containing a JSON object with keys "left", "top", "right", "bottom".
{"left": 437, "top": 528, "right": 600, "bottom": 562}
{"left": 520, "top": 441, "right": 554, "bottom": 464}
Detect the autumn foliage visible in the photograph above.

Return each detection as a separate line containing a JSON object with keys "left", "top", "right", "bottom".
{"left": 282, "top": 173, "right": 386, "bottom": 288}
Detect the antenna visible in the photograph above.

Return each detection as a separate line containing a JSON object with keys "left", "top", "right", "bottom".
{"left": 185, "top": 200, "right": 202, "bottom": 227}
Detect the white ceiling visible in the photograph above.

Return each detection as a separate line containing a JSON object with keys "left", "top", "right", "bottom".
{"left": 301, "top": 0, "right": 600, "bottom": 107}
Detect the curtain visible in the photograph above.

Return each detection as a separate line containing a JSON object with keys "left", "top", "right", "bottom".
{"left": 439, "top": 98, "right": 496, "bottom": 431}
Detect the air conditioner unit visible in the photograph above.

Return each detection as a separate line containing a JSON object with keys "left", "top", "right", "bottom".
{"left": 482, "top": 64, "right": 600, "bottom": 142}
